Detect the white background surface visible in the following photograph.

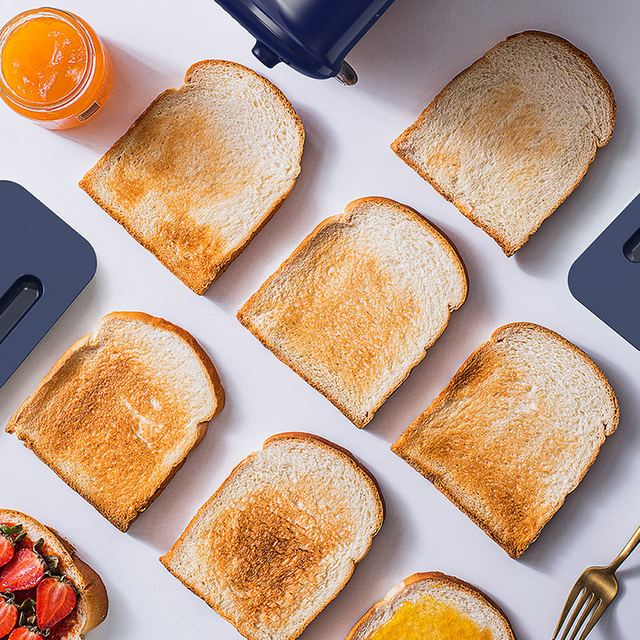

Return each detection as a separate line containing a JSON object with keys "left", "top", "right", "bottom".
{"left": 0, "top": 0, "right": 639, "bottom": 638}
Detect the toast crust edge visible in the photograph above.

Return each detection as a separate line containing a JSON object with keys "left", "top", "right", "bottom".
{"left": 6, "top": 311, "right": 225, "bottom": 532}
{"left": 0, "top": 509, "right": 109, "bottom": 638}
{"left": 237, "top": 196, "right": 468, "bottom": 428}
{"left": 345, "top": 572, "right": 516, "bottom": 640}
{"left": 79, "top": 60, "right": 305, "bottom": 294}
{"left": 391, "top": 31, "right": 617, "bottom": 256}
{"left": 391, "top": 322, "right": 619, "bottom": 558}
{"left": 160, "top": 432, "right": 385, "bottom": 640}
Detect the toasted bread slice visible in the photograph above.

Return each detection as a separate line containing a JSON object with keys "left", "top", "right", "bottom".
{"left": 6, "top": 312, "right": 225, "bottom": 531}
{"left": 392, "top": 31, "right": 616, "bottom": 255}
{"left": 392, "top": 323, "right": 618, "bottom": 558}
{"left": 80, "top": 60, "right": 305, "bottom": 294}
{"left": 345, "top": 572, "right": 514, "bottom": 640}
{"left": 161, "top": 433, "right": 384, "bottom": 640}
{"left": 0, "top": 509, "right": 108, "bottom": 638}
{"left": 238, "top": 197, "right": 468, "bottom": 427}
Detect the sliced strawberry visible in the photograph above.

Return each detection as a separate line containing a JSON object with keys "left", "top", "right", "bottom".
{"left": 36, "top": 578, "right": 76, "bottom": 630}
{"left": 0, "top": 597, "right": 18, "bottom": 637}
{"left": 0, "top": 537, "right": 14, "bottom": 569}
{"left": 7, "top": 627, "right": 43, "bottom": 639}
{"left": 0, "top": 550, "right": 44, "bottom": 592}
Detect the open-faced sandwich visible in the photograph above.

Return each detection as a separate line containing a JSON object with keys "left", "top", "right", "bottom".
{"left": 0, "top": 509, "right": 107, "bottom": 639}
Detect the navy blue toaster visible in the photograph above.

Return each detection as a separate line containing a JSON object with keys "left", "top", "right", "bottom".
{"left": 214, "top": 0, "right": 397, "bottom": 84}
{"left": 0, "top": 182, "right": 96, "bottom": 388}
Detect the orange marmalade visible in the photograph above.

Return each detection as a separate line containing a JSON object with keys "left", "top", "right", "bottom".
{"left": 366, "top": 595, "right": 493, "bottom": 640}
{"left": 0, "top": 8, "right": 112, "bottom": 129}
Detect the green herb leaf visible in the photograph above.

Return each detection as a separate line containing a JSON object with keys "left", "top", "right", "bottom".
{"left": 18, "top": 599, "right": 35, "bottom": 612}
{"left": 44, "top": 555, "right": 59, "bottom": 575}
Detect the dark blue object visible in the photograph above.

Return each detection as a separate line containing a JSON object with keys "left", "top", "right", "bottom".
{"left": 569, "top": 192, "right": 640, "bottom": 350}
{"left": 0, "top": 181, "right": 96, "bottom": 387}
{"left": 214, "top": 0, "right": 397, "bottom": 83}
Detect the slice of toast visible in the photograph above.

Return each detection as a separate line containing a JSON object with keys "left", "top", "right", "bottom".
{"left": 392, "top": 31, "right": 616, "bottom": 255}
{"left": 6, "top": 312, "right": 225, "bottom": 531}
{"left": 80, "top": 60, "right": 305, "bottom": 294}
{"left": 345, "top": 572, "right": 515, "bottom": 640}
{"left": 392, "top": 323, "right": 618, "bottom": 558}
{"left": 161, "top": 433, "right": 384, "bottom": 640}
{"left": 0, "top": 509, "right": 109, "bottom": 638}
{"left": 238, "top": 197, "right": 468, "bottom": 427}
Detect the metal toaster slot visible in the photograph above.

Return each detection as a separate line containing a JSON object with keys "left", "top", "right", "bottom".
{"left": 623, "top": 228, "right": 640, "bottom": 263}
{"left": 0, "top": 275, "right": 43, "bottom": 345}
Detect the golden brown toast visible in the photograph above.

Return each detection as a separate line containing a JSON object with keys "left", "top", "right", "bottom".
{"left": 6, "top": 312, "right": 225, "bottom": 531}
{"left": 161, "top": 433, "right": 385, "bottom": 640}
{"left": 392, "top": 323, "right": 618, "bottom": 558}
{"left": 238, "top": 197, "right": 468, "bottom": 427}
{"left": 80, "top": 60, "right": 305, "bottom": 294}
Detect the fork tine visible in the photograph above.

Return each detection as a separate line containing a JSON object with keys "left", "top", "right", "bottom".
{"left": 553, "top": 583, "right": 585, "bottom": 639}
{"left": 559, "top": 589, "right": 592, "bottom": 640}
{"left": 578, "top": 598, "right": 610, "bottom": 640}
{"left": 568, "top": 596, "right": 599, "bottom": 640}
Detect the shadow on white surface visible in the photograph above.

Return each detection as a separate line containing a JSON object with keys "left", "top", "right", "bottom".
{"left": 0, "top": 269, "right": 103, "bottom": 425}
{"left": 514, "top": 128, "right": 637, "bottom": 277}
{"left": 56, "top": 40, "right": 175, "bottom": 154}
{"left": 365, "top": 217, "right": 502, "bottom": 443}
{"left": 203, "top": 103, "right": 334, "bottom": 312}
{"left": 347, "top": 0, "right": 640, "bottom": 282}
{"left": 517, "top": 350, "right": 640, "bottom": 573}
{"left": 127, "top": 379, "right": 235, "bottom": 553}
{"left": 299, "top": 472, "right": 410, "bottom": 640}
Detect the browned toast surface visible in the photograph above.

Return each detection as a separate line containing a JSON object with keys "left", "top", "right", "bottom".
{"left": 6, "top": 312, "right": 225, "bottom": 531}
{"left": 80, "top": 60, "right": 304, "bottom": 293}
{"left": 161, "top": 433, "right": 384, "bottom": 640}
{"left": 238, "top": 197, "right": 467, "bottom": 427}
{"left": 392, "top": 323, "right": 618, "bottom": 557}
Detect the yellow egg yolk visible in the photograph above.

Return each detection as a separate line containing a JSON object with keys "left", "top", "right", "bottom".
{"left": 366, "top": 595, "right": 493, "bottom": 640}
{"left": 1, "top": 16, "right": 87, "bottom": 104}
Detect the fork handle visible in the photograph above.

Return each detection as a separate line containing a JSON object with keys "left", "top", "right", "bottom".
{"left": 610, "top": 525, "right": 640, "bottom": 572}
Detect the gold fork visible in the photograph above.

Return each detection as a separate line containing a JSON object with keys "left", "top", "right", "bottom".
{"left": 552, "top": 524, "right": 640, "bottom": 640}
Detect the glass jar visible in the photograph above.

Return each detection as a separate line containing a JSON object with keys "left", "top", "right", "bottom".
{"left": 0, "top": 8, "right": 113, "bottom": 129}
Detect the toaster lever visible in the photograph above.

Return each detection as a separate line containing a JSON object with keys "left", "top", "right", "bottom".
{"left": 335, "top": 60, "right": 358, "bottom": 86}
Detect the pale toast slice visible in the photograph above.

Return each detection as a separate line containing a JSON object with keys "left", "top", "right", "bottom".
{"left": 238, "top": 197, "right": 468, "bottom": 427}
{"left": 80, "top": 60, "right": 305, "bottom": 294}
{"left": 161, "top": 433, "right": 384, "bottom": 640}
{"left": 392, "top": 323, "right": 618, "bottom": 558}
{"left": 6, "top": 312, "right": 225, "bottom": 531}
{"left": 345, "top": 572, "right": 515, "bottom": 640}
{"left": 392, "top": 31, "right": 616, "bottom": 255}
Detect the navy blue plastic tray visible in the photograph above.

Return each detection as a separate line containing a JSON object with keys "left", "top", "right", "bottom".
{"left": 0, "top": 181, "right": 96, "bottom": 387}
{"left": 569, "top": 192, "right": 640, "bottom": 350}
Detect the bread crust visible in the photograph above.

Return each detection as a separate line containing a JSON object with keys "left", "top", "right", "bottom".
{"left": 392, "top": 31, "right": 617, "bottom": 256}
{"left": 238, "top": 197, "right": 468, "bottom": 427}
{"left": 264, "top": 432, "right": 387, "bottom": 520}
{"left": 345, "top": 572, "right": 515, "bottom": 640}
{"left": 6, "top": 311, "right": 225, "bottom": 531}
{"left": 392, "top": 322, "right": 619, "bottom": 558}
{"left": 161, "top": 432, "right": 385, "bottom": 640}
{"left": 0, "top": 509, "right": 108, "bottom": 638}
{"left": 80, "top": 60, "right": 305, "bottom": 294}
